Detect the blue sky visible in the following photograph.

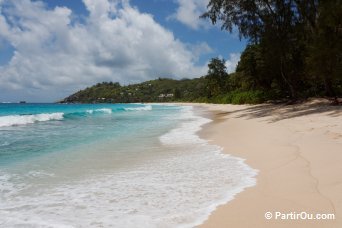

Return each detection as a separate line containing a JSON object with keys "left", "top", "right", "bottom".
{"left": 0, "top": 0, "right": 247, "bottom": 102}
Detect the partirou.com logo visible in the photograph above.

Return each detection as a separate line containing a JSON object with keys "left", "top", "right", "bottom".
{"left": 264, "top": 211, "right": 335, "bottom": 220}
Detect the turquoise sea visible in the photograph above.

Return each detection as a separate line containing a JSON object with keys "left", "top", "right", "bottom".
{"left": 0, "top": 103, "right": 256, "bottom": 227}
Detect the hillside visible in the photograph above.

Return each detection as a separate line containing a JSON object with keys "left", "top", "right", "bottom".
{"left": 60, "top": 77, "right": 209, "bottom": 103}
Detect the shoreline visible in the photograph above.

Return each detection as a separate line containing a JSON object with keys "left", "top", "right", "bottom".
{"left": 0, "top": 103, "right": 261, "bottom": 227}
{"left": 186, "top": 100, "right": 341, "bottom": 227}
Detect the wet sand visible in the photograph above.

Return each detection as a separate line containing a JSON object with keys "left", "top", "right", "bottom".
{"left": 189, "top": 99, "right": 341, "bottom": 228}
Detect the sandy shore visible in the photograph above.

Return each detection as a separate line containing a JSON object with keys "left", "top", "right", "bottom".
{"left": 183, "top": 99, "right": 341, "bottom": 228}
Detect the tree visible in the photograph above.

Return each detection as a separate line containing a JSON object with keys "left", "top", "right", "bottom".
{"left": 201, "top": 0, "right": 316, "bottom": 98}
{"left": 173, "top": 88, "right": 181, "bottom": 99}
{"left": 236, "top": 44, "right": 269, "bottom": 90}
{"left": 206, "top": 57, "right": 228, "bottom": 97}
{"left": 306, "top": 0, "right": 342, "bottom": 98}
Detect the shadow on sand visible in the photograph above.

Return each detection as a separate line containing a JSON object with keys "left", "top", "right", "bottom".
{"left": 218, "top": 99, "right": 342, "bottom": 123}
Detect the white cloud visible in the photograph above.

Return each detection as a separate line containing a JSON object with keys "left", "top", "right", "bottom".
{"left": 225, "top": 53, "right": 240, "bottom": 73}
{"left": 170, "top": 0, "right": 209, "bottom": 30}
{"left": 190, "top": 42, "right": 213, "bottom": 61}
{"left": 0, "top": 0, "right": 208, "bottom": 101}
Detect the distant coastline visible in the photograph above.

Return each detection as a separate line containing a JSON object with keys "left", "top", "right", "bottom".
{"left": 60, "top": 78, "right": 342, "bottom": 106}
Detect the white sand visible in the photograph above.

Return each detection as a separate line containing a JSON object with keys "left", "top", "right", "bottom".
{"left": 182, "top": 99, "right": 341, "bottom": 228}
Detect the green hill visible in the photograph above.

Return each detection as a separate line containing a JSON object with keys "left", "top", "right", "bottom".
{"left": 60, "top": 77, "right": 209, "bottom": 103}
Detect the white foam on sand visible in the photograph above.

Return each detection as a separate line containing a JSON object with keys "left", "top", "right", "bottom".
{"left": 159, "top": 106, "right": 258, "bottom": 226}
{"left": 0, "top": 106, "right": 257, "bottom": 228}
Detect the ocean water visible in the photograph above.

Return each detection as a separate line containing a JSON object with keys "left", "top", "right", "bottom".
{"left": 0, "top": 103, "right": 257, "bottom": 227}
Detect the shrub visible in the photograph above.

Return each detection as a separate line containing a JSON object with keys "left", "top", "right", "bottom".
{"left": 210, "top": 90, "right": 267, "bottom": 104}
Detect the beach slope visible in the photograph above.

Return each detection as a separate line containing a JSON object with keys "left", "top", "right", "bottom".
{"left": 196, "top": 100, "right": 342, "bottom": 228}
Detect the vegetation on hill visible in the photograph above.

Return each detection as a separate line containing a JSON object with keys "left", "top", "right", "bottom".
{"left": 59, "top": 57, "right": 276, "bottom": 104}
{"left": 61, "top": 77, "right": 209, "bottom": 103}
{"left": 62, "top": 0, "right": 341, "bottom": 104}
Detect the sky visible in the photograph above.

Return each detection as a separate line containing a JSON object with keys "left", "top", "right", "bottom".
{"left": 0, "top": 0, "right": 247, "bottom": 102}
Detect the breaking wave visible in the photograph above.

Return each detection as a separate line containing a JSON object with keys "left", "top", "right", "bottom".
{"left": 0, "top": 113, "right": 64, "bottom": 127}
{"left": 86, "top": 108, "right": 112, "bottom": 114}
{"left": 124, "top": 105, "right": 152, "bottom": 111}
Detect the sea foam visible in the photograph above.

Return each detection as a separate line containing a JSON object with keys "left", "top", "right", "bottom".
{"left": 0, "top": 113, "right": 64, "bottom": 127}
{"left": 86, "top": 108, "right": 112, "bottom": 114}
{"left": 124, "top": 105, "right": 152, "bottom": 111}
{"left": 0, "top": 106, "right": 257, "bottom": 228}
{"left": 158, "top": 106, "right": 258, "bottom": 226}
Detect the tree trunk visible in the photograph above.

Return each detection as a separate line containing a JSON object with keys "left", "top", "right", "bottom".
{"left": 324, "top": 78, "right": 335, "bottom": 97}
{"left": 280, "top": 57, "right": 296, "bottom": 99}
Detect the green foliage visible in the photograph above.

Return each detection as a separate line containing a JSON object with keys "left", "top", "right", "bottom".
{"left": 306, "top": 0, "right": 342, "bottom": 97}
{"left": 202, "top": 0, "right": 342, "bottom": 99}
{"left": 206, "top": 57, "right": 229, "bottom": 97}
{"left": 208, "top": 90, "right": 267, "bottom": 104}
{"left": 61, "top": 78, "right": 209, "bottom": 103}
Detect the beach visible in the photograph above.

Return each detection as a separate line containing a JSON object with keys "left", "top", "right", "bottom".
{"left": 190, "top": 99, "right": 342, "bottom": 228}
{"left": 0, "top": 101, "right": 341, "bottom": 227}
